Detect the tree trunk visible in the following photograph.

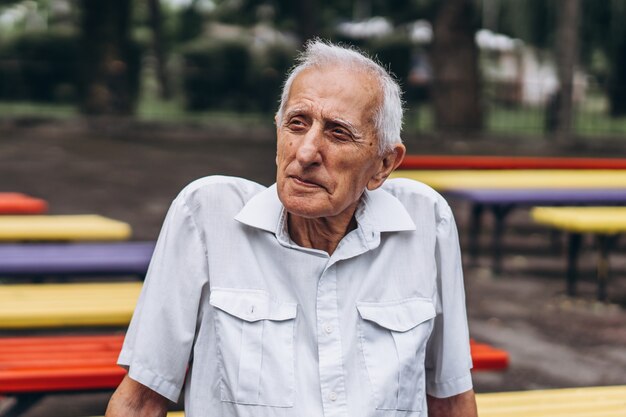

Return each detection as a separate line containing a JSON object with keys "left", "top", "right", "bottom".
{"left": 554, "top": 0, "right": 580, "bottom": 141}
{"left": 607, "top": 1, "right": 626, "bottom": 116}
{"left": 295, "top": 0, "right": 318, "bottom": 44}
{"left": 431, "top": 0, "right": 483, "bottom": 133}
{"left": 148, "top": 0, "right": 171, "bottom": 99}
{"left": 78, "top": 0, "right": 135, "bottom": 115}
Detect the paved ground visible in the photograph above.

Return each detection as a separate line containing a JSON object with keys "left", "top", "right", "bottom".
{"left": 1, "top": 119, "right": 625, "bottom": 416}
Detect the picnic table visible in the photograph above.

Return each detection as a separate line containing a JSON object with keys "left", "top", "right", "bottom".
{"left": 531, "top": 207, "right": 626, "bottom": 301}
{"left": 0, "top": 193, "right": 48, "bottom": 215}
{"left": 443, "top": 189, "right": 626, "bottom": 275}
{"left": 0, "top": 335, "right": 507, "bottom": 417}
{"left": 391, "top": 169, "right": 626, "bottom": 191}
{"left": 0, "top": 215, "right": 131, "bottom": 241}
{"left": 0, "top": 242, "right": 155, "bottom": 279}
{"left": 476, "top": 385, "right": 626, "bottom": 417}
{"left": 92, "top": 385, "right": 626, "bottom": 417}
{"left": 0, "top": 282, "right": 142, "bottom": 328}
{"left": 391, "top": 170, "right": 626, "bottom": 274}
{"left": 399, "top": 155, "right": 626, "bottom": 170}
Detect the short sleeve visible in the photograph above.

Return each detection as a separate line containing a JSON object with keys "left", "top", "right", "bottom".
{"left": 425, "top": 203, "right": 473, "bottom": 398}
{"left": 118, "top": 194, "right": 209, "bottom": 402}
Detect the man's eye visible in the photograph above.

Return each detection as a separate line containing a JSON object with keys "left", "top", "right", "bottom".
{"left": 288, "top": 119, "right": 305, "bottom": 129}
{"left": 331, "top": 128, "right": 351, "bottom": 140}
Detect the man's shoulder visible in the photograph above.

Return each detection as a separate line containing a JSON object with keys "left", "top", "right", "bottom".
{"left": 381, "top": 178, "right": 449, "bottom": 210}
{"left": 176, "top": 175, "right": 267, "bottom": 210}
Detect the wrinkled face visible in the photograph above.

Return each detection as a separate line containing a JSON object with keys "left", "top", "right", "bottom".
{"left": 276, "top": 66, "right": 386, "bottom": 219}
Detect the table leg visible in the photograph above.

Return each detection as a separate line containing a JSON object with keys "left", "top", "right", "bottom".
{"left": 566, "top": 233, "right": 582, "bottom": 296}
{"left": 491, "top": 205, "right": 513, "bottom": 276}
{"left": 468, "top": 203, "right": 484, "bottom": 266}
{"left": 596, "top": 234, "right": 619, "bottom": 302}
{"left": 0, "top": 394, "right": 44, "bottom": 417}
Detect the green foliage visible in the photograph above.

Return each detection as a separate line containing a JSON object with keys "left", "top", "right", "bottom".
{"left": 0, "top": 30, "right": 79, "bottom": 102}
{"left": 181, "top": 38, "right": 252, "bottom": 110}
{"left": 367, "top": 34, "right": 412, "bottom": 84}
{"left": 181, "top": 38, "right": 297, "bottom": 113}
{"left": 177, "top": 5, "right": 205, "bottom": 42}
{"left": 365, "top": 34, "right": 429, "bottom": 103}
{"left": 250, "top": 43, "right": 297, "bottom": 113}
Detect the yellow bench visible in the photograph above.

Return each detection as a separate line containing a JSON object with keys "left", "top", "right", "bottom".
{"left": 391, "top": 169, "right": 626, "bottom": 191}
{"left": 531, "top": 207, "right": 626, "bottom": 301}
{"left": 112, "top": 386, "right": 626, "bottom": 417}
{"left": 0, "top": 215, "right": 131, "bottom": 241}
{"left": 477, "top": 385, "right": 626, "bottom": 417}
{"left": 0, "top": 282, "right": 142, "bottom": 328}
{"left": 532, "top": 207, "right": 626, "bottom": 234}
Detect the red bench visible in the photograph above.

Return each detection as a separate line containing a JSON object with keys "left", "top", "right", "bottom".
{"left": 470, "top": 339, "right": 509, "bottom": 370}
{"left": 0, "top": 193, "right": 48, "bottom": 215}
{"left": 0, "top": 335, "right": 507, "bottom": 415}
{"left": 399, "top": 155, "right": 626, "bottom": 170}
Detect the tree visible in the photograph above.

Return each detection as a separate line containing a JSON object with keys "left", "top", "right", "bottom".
{"left": 431, "top": 0, "right": 483, "bottom": 132}
{"left": 295, "top": 0, "right": 319, "bottom": 43}
{"left": 148, "top": 0, "right": 171, "bottom": 99}
{"left": 78, "top": 0, "right": 137, "bottom": 115}
{"left": 606, "top": 0, "right": 626, "bottom": 116}
{"left": 553, "top": 0, "right": 580, "bottom": 140}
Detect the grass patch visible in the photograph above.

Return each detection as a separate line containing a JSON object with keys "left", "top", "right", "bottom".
{"left": 136, "top": 97, "right": 272, "bottom": 128}
{"left": 1, "top": 98, "right": 625, "bottom": 139}
{"left": 0, "top": 101, "right": 76, "bottom": 118}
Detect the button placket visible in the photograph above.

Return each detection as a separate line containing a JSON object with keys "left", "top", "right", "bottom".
{"left": 316, "top": 266, "right": 347, "bottom": 417}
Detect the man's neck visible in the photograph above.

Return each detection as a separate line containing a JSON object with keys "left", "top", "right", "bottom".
{"left": 287, "top": 205, "right": 358, "bottom": 256}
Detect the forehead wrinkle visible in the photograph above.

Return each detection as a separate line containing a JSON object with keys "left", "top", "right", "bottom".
{"left": 284, "top": 90, "right": 373, "bottom": 139}
{"left": 327, "top": 116, "right": 363, "bottom": 138}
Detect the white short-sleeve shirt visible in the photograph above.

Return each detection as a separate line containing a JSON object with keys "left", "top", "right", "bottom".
{"left": 119, "top": 176, "right": 473, "bottom": 417}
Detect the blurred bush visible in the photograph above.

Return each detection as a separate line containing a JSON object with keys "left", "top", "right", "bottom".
{"left": 182, "top": 38, "right": 251, "bottom": 110}
{"left": 250, "top": 43, "right": 296, "bottom": 113}
{"left": 181, "top": 38, "right": 296, "bottom": 113}
{"left": 0, "top": 30, "right": 79, "bottom": 102}
{"left": 0, "top": 30, "right": 143, "bottom": 108}
{"left": 366, "top": 34, "right": 429, "bottom": 103}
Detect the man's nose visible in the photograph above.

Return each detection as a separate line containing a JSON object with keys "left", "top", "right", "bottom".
{"left": 295, "top": 125, "right": 323, "bottom": 166}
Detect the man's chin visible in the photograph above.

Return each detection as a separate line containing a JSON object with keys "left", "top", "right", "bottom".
{"left": 280, "top": 196, "right": 331, "bottom": 219}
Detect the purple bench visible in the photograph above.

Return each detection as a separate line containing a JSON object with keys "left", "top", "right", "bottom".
{"left": 0, "top": 242, "right": 155, "bottom": 278}
{"left": 443, "top": 189, "right": 626, "bottom": 275}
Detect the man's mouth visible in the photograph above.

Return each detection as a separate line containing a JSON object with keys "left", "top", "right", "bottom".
{"left": 291, "top": 176, "right": 325, "bottom": 190}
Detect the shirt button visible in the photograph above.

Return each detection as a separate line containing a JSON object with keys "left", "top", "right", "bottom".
{"left": 324, "top": 323, "right": 333, "bottom": 334}
{"left": 329, "top": 391, "right": 337, "bottom": 401}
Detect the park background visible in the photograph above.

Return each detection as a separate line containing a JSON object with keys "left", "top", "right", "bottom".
{"left": 1, "top": 0, "right": 626, "bottom": 416}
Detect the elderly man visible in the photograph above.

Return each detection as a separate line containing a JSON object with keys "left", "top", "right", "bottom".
{"left": 106, "top": 40, "right": 477, "bottom": 417}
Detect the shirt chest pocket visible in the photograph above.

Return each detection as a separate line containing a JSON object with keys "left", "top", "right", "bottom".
{"left": 210, "top": 288, "right": 298, "bottom": 408}
{"left": 357, "top": 298, "right": 436, "bottom": 412}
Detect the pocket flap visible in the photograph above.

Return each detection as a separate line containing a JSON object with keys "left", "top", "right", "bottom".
{"left": 356, "top": 298, "right": 435, "bottom": 332}
{"left": 210, "top": 288, "right": 297, "bottom": 322}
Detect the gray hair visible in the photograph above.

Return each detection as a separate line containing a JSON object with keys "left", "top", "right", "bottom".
{"left": 276, "top": 39, "right": 403, "bottom": 154}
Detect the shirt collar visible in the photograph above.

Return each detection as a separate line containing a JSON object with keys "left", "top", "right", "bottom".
{"left": 234, "top": 183, "right": 283, "bottom": 234}
{"left": 234, "top": 183, "right": 416, "bottom": 235}
{"left": 360, "top": 187, "right": 416, "bottom": 233}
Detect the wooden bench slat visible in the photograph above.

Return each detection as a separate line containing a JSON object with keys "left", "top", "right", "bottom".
{"left": 399, "top": 155, "right": 626, "bottom": 170}
{"left": 0, "top": 193, "right": 48, "bottom": 215}
{"left": 95, "top": 385, "right": 626, "bottom": 416}
{"left": 391, "top": 170, "right": 626, "bottom": 191}
{"left": 0, "top": 334, "right": 506, "bottom": 394}
{"left": 470, "top": 340, "right": 509, "bottom": 371}
{"left": 532, "top": 207, "right": 626, "bottom": 234}
{"left": 476, "top": 385, "right": 626, "bottom": 417}
{"left": 0, "top": 242, "right": 154, "bottom": 276}
{"left": 0, "top": 367, "right": 125, "bottom": 392}
{"left": 0, "top": 215, "right": 131, "bottom": 241}
{"left": 0, "top": 282, "right": 142, "bottom": 328}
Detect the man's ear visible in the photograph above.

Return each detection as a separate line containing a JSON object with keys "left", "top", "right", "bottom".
{"left": 275, "top": 114, "right": 280, "bottom": 166}
{"left": 367, "top": 143, "right": 406, "bottom": 191}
